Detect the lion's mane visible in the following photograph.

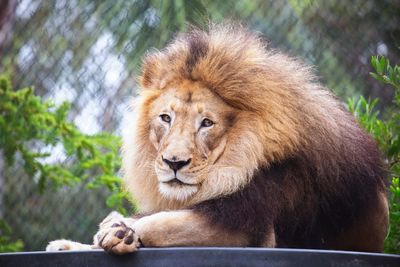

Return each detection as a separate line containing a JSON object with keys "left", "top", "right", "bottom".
{"left": 123, "top": 23, "right": 386, "bottom": 249}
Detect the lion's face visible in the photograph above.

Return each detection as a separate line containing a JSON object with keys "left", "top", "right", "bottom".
{"left": 148, "top": 81, "right": 236, "bottom": 201}
{"left": 125, "top": 24, "right": 302, "bottom": 211}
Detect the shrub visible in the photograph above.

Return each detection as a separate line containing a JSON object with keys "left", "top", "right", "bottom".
{"left": 0, "top": 75, "right": 129, "bottom": 252}
{"left": 347, "top": 56, "right": 400, "bottom": 254}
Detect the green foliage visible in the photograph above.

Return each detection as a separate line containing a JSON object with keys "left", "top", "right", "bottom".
{"left": 0, "top": 220, "right": 24, "bottom": 253}
{"left": 370, "top": 56, "right": 400, "bottom": 91}
{"left": 347, "top": 56, "right": 400, "bottom": 254}
{"left": 0, "top": 75, "right": 130, "bottom": 251}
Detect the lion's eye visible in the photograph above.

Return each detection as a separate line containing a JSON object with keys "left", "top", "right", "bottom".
{"left": 160, "top": 114, "right": 171, "bottom": 123}
{"left": 201, "top": 118, "right": 214, "bottom": 128}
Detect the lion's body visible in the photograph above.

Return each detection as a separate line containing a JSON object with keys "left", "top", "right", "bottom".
{"left": 47, "top": 23, "right": 389, "bottom": 254}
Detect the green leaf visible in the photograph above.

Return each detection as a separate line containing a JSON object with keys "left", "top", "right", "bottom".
{"left": 0, "top": 74, "right": 126, "bottom": 219}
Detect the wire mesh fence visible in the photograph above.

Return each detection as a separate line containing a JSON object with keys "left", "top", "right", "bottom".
{"left": 0, "top": 0, "right": 399, "bottom": 251}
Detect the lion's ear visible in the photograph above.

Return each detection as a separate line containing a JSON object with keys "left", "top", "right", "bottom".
{"left": 139, "top": 52, "right": 158, "bottom": 89}
{"left": 140, "top": 50, "right": 174, "bottom": 90}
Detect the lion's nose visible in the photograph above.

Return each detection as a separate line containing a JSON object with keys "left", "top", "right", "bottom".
{"left": 162, "top": 157, "right": 191, "bottom": 173}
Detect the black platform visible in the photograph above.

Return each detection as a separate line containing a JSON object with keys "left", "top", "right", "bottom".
{"left": 1, "top": 248, "right": 399, "bottom": 267}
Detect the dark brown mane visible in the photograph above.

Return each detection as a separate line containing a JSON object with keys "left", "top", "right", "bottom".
{"left": 195, "top": 128, "right": 385, "bottom": 248}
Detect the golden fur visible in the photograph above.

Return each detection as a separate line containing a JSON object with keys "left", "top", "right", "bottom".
{"left": 124, "top": 23, "right": 371, "bottom": 211}
{"left": 47, "top": 23, "right": 388, "bottom": 253}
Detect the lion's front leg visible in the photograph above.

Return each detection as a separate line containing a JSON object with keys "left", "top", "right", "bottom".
{"left": 46, "top": 239, "right": 95, "bottom": 251}
{"left": 46, "top": 211, "right": 131, "bottom": 252}
{"left": 96, "top": 210, "right": 251, "bottom": 254}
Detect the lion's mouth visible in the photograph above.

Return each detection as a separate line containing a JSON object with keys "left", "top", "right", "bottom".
{"left": 162, "top": 178, "right": 197, "bottom": 187}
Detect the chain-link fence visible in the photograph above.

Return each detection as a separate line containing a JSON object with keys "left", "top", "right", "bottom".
{"left": 0, "top": 0, "right": 399, "bottom": 251}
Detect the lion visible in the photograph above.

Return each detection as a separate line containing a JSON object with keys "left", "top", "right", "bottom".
{"left": 46, "top": 23, "right": 389, "bottom": 254}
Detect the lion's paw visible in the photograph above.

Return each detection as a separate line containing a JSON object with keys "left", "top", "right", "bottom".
{"left": 46, "top": 239, "right": 92, "bottom": 251}
{"left": 95, "top": 221, "right": 141, "bottom": 254}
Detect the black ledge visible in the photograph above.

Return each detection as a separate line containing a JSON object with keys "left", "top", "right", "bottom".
{"left": 1, "top": 248, "right": 399, "bottom": 267}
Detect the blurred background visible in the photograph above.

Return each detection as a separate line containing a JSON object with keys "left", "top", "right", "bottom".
{"left": 0, "top": 0, "right": 399, "bottom": 252}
